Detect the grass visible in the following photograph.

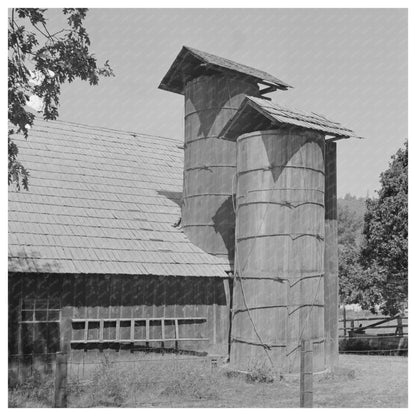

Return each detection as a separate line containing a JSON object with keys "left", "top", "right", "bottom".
{"left": 66, "top": 353, "right": 221, "bottom": 407}
{"left": 8, "top": 370, "right": 54, "bottom": 408}
{"left": 9, "top": 353, "right": 407, "bottom": 408}
{"left": 312, "top": 355, "right": 407, "bottom": 407}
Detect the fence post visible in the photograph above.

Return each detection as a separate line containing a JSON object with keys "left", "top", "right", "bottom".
{"left": 54, "top": 352, "right": 68, "bottom": 408}
{"left": 396, "top": 315, "right": 403, "bottom": 336}
{"left": 343, "top": 306, "right": 347, "bottom": 337}
{"left": 300, "top": 340, "right": 313, "bottom": 408}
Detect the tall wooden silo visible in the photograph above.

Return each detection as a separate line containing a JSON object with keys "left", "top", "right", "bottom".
{"left": 232, "top": 128, "right": 326, "bottom": 373}
{"left": 159, "top": 46, "right": 291, "bottom": 261}
{"left": 220, "top": 96, "right": 355, "bottom": 374}
{"left": 183, "top": 75, "right": 259, "bottom": 260}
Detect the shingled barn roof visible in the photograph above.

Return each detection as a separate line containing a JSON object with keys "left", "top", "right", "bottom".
{"left": 220, "top": 96, "right": 359, "bottom": 141}
{"left": 8, "top": 119, "right": 230, "bottom": 277}
{"left": 159, "top": 46, "right": 292, "bottom": 95}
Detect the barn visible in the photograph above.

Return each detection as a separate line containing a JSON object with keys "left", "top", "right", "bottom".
{"left": 8, "top": 118, "right": 232, "bottom": 367}
{"left": 9, "top": 46, "right": 355, "bottom": 376}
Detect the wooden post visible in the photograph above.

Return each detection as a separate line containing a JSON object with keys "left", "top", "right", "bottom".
{"left": 54, "top": 352, "right": 68, "bottom": 408}
{"left": 60, "top": 307, "right": 72, "bottom": 353}
{"left": 300, "top": 340, "right": 313, "bottom": 408}
{"left": 60, "top": 276, "right": 73, "bottom": 356}
{"left": 324, "top": 141, "right": 339, "bottom": 371}
{"left": 343, "top": 306, "right": 347, "bottom": 337}
{"left": 17, "top": 296, "right": 23, "bottom": 384}
{"left": 396, "top": 315, "right": 403, "bottom": 336}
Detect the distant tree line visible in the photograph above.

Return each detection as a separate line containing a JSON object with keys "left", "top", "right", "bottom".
{"left": 338, "top": 141, "right": 408, "bottom": 316}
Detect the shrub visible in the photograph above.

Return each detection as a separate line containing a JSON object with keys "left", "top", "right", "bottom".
{"left": 246, "top": 359, "right": 275, "bottom": 383}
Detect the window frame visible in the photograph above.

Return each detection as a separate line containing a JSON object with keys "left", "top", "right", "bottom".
{"left": 19, "top": 297, "right": 62, "bottom": 354}
{"left": 20, "top": 298, "right": 61, "bottom": 324}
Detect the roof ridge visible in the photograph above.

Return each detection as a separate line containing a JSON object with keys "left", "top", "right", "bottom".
{"left": 185, "top": 46, "right": 286, "bottom": 82}
{"left": 32, "top": 116, "right": 182, "bottom": 144}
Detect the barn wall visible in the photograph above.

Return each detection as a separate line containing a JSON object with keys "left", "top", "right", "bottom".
{"left": 8, "top": 273, "right": 230, "bottom": 360}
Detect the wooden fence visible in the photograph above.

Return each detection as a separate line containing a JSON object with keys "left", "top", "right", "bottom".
{"left": 338, "top": 312, "right": 408, "bottom": 354}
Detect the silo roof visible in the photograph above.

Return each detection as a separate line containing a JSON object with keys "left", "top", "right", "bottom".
{"left": 220, "top": 96, "right": 360, "bottom": 141}
{"left": 159, "top": 46, "right": 292, "bottom": 95}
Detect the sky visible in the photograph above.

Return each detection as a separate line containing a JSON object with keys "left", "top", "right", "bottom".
{"left": 47, "top": 8, "right": 407, "bottom": 197}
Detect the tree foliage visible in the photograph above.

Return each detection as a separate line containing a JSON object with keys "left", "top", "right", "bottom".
{"left": 339, "top": 244, "right": 384, "bottom": 312}
{"left": 338, "top": 198, "right": 365, "bottom": 247}
{"left": 8, "top": 8, "right": 113, "bottom": 190}
{"left": 338, "top": 142, "right": 408, "bottom": 315}
{"left": 337, "top": 197, "right": 367, "bottom": 306}
{"left": 360, "top": 141, "right": 408, "bottom": 315}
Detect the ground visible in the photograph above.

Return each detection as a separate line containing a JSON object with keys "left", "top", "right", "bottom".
{"left": 9, "top": 353, "right": 407, "bottom": 408}
{"left": 159, "top": 354, "right": 408, "bottom": 408}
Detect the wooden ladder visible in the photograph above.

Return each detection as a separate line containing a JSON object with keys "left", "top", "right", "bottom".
{"left": 70, "top": 317, "right": 208, "bottom": 345}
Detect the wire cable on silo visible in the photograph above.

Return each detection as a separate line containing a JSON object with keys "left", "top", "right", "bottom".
{"left": 285, "top": 273, "right": 324, "bottom": 357}
{"left": 232, "top": 172, "right": 277, "bottom": 372}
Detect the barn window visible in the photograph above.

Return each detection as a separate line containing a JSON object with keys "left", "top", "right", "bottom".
{"left": 20, "top": 298, "right": 61, "bottom": 354}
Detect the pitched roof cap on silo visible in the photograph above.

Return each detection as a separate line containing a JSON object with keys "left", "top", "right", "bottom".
{"left": 220, "top": 96, "right": 361, "bottom": 141}
{"left": 158, "top": 46, "right": 292, "bottom": 95}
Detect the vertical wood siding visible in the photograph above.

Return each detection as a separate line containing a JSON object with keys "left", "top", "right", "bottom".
{"left": 8, "top": 273, "right": 230, "bottom": 358}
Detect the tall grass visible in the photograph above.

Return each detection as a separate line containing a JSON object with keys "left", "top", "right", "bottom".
{"left": 68, "top": 354, "right": 221, "bottom": 407}
{"left": 8, "top": 369, "right": 54, "bottom": 408}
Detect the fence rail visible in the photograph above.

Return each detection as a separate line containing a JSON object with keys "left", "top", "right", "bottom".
{"left": 338, "top": 311, "right": 408, "bottom": 355}
{"left": 338, "top": 312, "right": 408, "bottom": 337}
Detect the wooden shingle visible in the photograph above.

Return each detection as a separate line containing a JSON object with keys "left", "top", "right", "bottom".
{"left": 8, "top": 119, "right": 229, "bottom": 277}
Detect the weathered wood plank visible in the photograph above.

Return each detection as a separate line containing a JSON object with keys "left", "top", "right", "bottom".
{"left": 324, "top": 141, "right": 339, "bottom": 370}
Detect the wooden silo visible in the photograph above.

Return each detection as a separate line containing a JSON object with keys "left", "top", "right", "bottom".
{"left": 159, "top": 46, "right": 291, "bottom": 261}
{"left": 183, "top": 75, "right": 259, "bottom": 259}
{"left": 232, "top": 128, "right": 326, "bottom": 373}
{"left": 220, "top": 96, "right": 356, "bottom": 374}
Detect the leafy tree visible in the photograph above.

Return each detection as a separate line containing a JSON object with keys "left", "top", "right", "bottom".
{"left": 338, "top": 203, "right": 364, "bottom": 247}
{"left": 8, "top": 8, "right": 113, "bottom": 190}
{"left": 360, "top": 141, "right": 408, "bottom": 315}
{"left": 338, "top": 243, "right": 384, "bottom": 313}
{"left": 337, "top": 143, "right": 408, "bottom": 315}
{"left": 337, "top": 197, "right": 367, "bottom": 306}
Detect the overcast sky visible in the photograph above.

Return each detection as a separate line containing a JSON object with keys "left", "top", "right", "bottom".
{"left": 50, "top": 8, "right": 407, "bottom": 198}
